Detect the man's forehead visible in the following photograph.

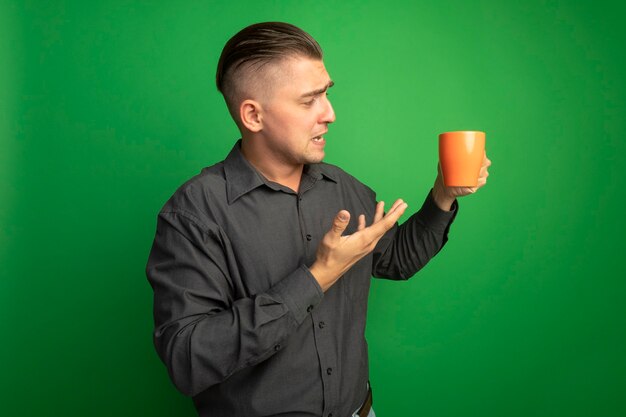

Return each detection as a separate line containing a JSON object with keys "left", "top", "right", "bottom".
{"left": 236, "top": 55, "right": 331, "bottom": 102}
{"left": 272, "top": 56, "right": 332, "bottom": 91}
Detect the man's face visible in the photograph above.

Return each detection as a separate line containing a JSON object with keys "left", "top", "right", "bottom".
{"left": 257, "top": 56, "right": 336, "bottom": 166}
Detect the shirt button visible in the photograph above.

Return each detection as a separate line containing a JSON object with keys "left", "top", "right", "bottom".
{"left": 318, "top": 321, "right": 326, "bottom": 329}
{"left": 307, "top": 305, "right": 313, "bottom": 313}
{"left": 274, "top": 344, "right": 281, "bottom": 351}
{"left": 326, "top": 367, "right": 333, "bottom": 375}
{"left": 306, "top": 234, "right": 312, "bottom": 241}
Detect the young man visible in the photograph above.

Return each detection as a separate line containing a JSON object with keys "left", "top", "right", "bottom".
{"left": 146, "top": 22, "right": 490, "bottom": 417}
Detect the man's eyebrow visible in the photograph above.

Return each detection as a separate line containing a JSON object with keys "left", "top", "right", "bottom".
{"left": 300, "top": 81, "right": 335, "bottom": 98}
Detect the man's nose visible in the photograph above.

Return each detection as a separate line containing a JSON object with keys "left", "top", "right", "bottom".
{"left": 320, "top": 96, "right": 336, "bottom": 124}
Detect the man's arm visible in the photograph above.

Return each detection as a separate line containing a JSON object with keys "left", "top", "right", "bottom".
{"left": 146, "top": 211, "right": 323, "bottom": 397}
{"left": 372, "top": 152, "right": 492, "bottom": 278}
{"left": 371, "top": 190, "right": 458, "bottom": 279}
{"left": 308, "top": 199, "right": 408, "bottom": 291}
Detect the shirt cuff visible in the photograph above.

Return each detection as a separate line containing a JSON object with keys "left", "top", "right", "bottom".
{"left": 416, "top": 189, "right": 459, "bottom": 233}
{"left": 265, "top": 265, "right": 324, "bottom": 326}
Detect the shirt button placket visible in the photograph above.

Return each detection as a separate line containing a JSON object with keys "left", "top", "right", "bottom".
{"left": 313, "top": 312, "right": 334, "bottom": 415}
{"left": 300, "top": 192, "right": 335, "bottom": 415}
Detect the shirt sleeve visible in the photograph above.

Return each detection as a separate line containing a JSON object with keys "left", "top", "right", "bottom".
{"left": 371, "top": 189, "right": 458, "bottom": 279}
{"left": 145, "top": 210, "right": 323, "bottom": 397}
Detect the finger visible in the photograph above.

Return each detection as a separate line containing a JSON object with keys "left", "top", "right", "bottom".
{"left": 365, "top": 202, "right": 408, "bottom": 239}
{"left": 373, "top": 201, "right": 385, "bottom": 223}
{"left": 482, "top": 151, "right": 491, "bottom": 167}
{"left": 377, "top": 202, "right": 408, "bottom": 232}
{"left": 479, "top": 156, "right": 491, "bottom": 176}
{"left": 358, "top": 214, "right": 366, "bottom": 231}
{"left": 388, "top": 198, "right": 405, "bottom": 213}
{"left": 330, "top": 210, "right": 351, "bottom": 238}
{"left": 387, "top": 201, "right": 408, "bottom": 219}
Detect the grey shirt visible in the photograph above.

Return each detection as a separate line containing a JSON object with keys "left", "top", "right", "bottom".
{"left": 146, "top": 141, "right": 457, "bottom": 417}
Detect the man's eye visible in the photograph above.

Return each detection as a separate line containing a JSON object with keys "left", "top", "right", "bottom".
{"left": 304, "top": 97, "right": 318, "bottom": 106}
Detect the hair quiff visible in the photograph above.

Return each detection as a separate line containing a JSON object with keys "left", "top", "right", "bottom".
{"left": 216, "top": 22, "right": 323, "bottom": 121}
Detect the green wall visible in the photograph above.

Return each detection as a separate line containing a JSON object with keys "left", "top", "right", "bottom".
{"left": 2, "top": 1, "right": 625, "bottom": 416}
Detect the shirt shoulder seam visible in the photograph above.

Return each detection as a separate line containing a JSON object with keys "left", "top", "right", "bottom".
{"left": 160, "top": 208, "right": 215, "bottom": 235}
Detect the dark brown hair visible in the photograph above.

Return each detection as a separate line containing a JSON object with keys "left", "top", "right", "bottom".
{"left": 216, "top": 22, "right": 323, "bottom": 94}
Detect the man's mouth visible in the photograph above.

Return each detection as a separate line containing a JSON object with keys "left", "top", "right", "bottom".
{"left": 312, "top": 131, "right": 327, "bottom": 142}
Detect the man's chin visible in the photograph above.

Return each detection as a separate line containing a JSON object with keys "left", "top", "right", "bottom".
{"left": 306, "top": 154, "right": 325, "bottom": 164}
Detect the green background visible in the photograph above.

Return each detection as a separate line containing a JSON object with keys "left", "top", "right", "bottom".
{"left": 2, "top": 0, "right": 625, "bottom": 416}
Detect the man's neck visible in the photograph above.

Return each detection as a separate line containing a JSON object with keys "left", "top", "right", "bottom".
{"left": 240, "top": 139, "right": 304, "bottom": 193}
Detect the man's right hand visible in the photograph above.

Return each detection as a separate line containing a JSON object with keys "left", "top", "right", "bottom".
{"left": 309, "top": 199, "right": 408, "bottom": 292}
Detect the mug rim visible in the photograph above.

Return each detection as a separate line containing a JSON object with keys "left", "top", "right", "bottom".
{"left": 439, "top": 130, "right": 485, "bottom": 134}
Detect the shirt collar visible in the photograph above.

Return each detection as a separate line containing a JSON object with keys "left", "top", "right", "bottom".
{"left": 224, "top": 140, "right": 338, "bottom": 204}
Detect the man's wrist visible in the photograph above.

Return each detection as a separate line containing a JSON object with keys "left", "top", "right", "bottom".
{"left": 308, "top": 262, "right": 336, "bottom": 293}
{"left": 431, "top": 185, "right": 455, "bottom": 212}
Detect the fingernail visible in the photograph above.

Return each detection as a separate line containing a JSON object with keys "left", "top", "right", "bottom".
{"left": 339, "top": 213, "right": 348, "bottom": 221}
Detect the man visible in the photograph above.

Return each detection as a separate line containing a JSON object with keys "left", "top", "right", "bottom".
{"left": 146, "top": 22, "right": 490, "bottom": 417}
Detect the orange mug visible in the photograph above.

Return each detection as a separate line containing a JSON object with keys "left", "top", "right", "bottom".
{"left": 438, "top": 131, "right": 486, "bottom": 187}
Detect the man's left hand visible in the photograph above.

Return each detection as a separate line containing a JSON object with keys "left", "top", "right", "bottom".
{"left": 432, "top": 152, "right": 492, "bottom": 211}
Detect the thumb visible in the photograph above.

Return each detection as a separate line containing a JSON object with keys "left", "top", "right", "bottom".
{"left": 330, "top": 210, "right": 350, "bottom": 237}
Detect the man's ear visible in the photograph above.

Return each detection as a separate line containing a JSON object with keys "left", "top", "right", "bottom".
{"left": 240, "top": 100, "right": 263, "bottom": 132}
